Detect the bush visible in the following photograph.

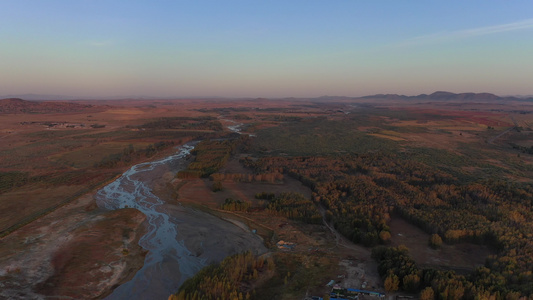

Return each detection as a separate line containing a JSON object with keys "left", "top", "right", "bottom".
{"left": 379, "top": 230, "right": 392, "bottom": 243}
{"left": 221, "top": 198, "right": 250, "bottom": 211}
{"left": 384, "top": 273, "right": 400, "bottom": 292}
{"left": 212, "top": 181, "right": 223, "bottom": 192}
{"left": 429, "top": 233, "right": 443, "bottom": 249}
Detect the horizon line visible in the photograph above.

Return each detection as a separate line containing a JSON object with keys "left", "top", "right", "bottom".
{"left": 3, "top": 91, "right": 533, "bottom": 101}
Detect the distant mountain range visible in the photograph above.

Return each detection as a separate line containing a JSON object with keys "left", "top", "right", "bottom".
{"left": 2, "top": 91, "right": 532, "bottom": 108}
{"left": 0, "top": 94, "right": 80, "bottom": 101}
{"left": 0, "top": 94, "right": 222, "bottom": 101}
{"left": 359, "top": 91, "right": 533, "bottom": 102}
{"left": 0, "top": 98, "right": 106, "bottom": 114}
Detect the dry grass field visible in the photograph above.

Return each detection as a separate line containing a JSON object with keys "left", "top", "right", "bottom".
{"left": 48, "top": 142, "right": 151, "bottom": 169}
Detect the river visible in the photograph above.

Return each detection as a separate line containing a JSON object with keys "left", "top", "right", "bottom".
{"left": 95, "top": 142, "right": 265, "bottom": 299}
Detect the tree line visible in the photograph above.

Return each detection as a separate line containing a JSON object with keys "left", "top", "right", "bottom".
{"left": 219, "top": 192, "right": 321, "bottom": 225}
{"left": 169, "top": 251, "right": 273, "bottom": 300}
{"left": 135, "top": 116, "right": 223, "bottom": 131}
{"left": 177, "top": 140, "right": 237, "bottom": 179}
{"left": 210, "top": 172, "right": 283, "bottom": 183}
{"left": 95, "top": 141, "right": 175, "bottom": 168}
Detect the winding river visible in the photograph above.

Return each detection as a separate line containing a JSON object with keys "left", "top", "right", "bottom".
{"left": 95, "top": 139, "right": 265, "bottom": 299}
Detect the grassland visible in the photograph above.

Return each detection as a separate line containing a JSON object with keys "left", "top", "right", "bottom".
{"left": 48, "top": 142, "right": 151, "bottom": 168}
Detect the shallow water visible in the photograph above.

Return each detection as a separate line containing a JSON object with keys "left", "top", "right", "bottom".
{"left": 95, "top": 144, "right": 206, "bottom": 299}
{"left": 95, "top": 142, "right": 266, "bottom": 299}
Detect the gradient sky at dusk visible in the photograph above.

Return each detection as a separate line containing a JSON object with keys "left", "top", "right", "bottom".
{"left": 1, "top": 1, "right": 533, "bottom": 98}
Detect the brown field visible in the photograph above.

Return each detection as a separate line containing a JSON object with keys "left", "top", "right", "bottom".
{"left": 368, "top": 133, "right": 406, "bottom": 141}
{"left": 48, "top": 142, "right": 151, "bottom": 169}
{"left": 0, "top": 185, "right": 96, "bottom": 232}
{"left": 389, "top": 217, "right": 493, "bottom": 274}
{"left": 0, "top": 192, "right": 147, "bottom": 299}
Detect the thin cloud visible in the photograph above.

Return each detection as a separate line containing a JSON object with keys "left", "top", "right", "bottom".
{"left": 400, "top": 18, "right": 533, "bottom": 46}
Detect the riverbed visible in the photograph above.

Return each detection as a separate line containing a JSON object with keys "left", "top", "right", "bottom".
{"left": 96, "top": 143, "right": 266, "bottom": 300}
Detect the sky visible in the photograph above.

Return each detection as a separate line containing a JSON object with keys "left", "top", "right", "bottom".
{"left": 1, "top": 1, "right": 533, "bottom": 98}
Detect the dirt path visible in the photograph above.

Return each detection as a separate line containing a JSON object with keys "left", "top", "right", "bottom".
{"left": 487, "top": 126, "right": 516, "bottom": 144}
{"left": 317, "top": 205, "right": 382, "bottom": 292}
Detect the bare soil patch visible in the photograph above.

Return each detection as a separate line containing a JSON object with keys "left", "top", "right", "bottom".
{"left": 389, "top": 216, "right": 494, "bottom": 272}
{"left": 0, "top": 193, "right": 147, "bottom": 300}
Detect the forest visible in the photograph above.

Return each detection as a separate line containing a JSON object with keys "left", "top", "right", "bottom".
{"left": 95, "top": 141, "right": 175, "bottom": 168}
{"left": 134, "top": 116, "right": 224, "bottom": 131}
{"left": 169, "top": 251, "right": 274, "bottom": 300}
{"left": 177, "top": 140, "right": 237, "bottom": 179}
{"left": 172, "top": 110, "right": 533, "bottom": 299}
{"left": 243, "top": 152, "right": 533, "bottom": 298}
{"left": 220, "top": 192, "right": 322, "bottom": 225}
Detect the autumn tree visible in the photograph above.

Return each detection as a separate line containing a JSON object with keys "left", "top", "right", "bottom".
{"left": 379, "top": 230, "right": 392, "bottom": 244}
{"left": 419, "top": 287, "right": 435, "bottom": 300}
{"left": 403, "top": 273, "right": 421, "bottom": 292}
{"left": 429, "top": 233, "right": 443, "bottom": 249}
{"left": 384, "top": 273, "right": 400, "bottom": 292}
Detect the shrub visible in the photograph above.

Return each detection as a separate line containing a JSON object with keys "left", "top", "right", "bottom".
{"left": 429, "top": 233, "right": 443, "bottom": 249}
{"left": 212, "top": 181, "right": 223, "bottom": 192}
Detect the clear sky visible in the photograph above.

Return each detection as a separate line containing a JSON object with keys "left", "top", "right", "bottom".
{"left": 1, "top": 1, "right": 532, "bottom": 98}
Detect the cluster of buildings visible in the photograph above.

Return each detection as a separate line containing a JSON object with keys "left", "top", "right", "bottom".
{"left": 330, "top": 284, "right": 386, "bottom": 299}
{"left": 276, "top": 240, "right": 295, "bottom": 250}
{"left": 307, "top": 284, "right": 386, "bottom": 300}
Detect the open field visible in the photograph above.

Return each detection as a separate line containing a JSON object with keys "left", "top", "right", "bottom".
{"left": 389, "top": 216, "right": 494, "bottom": 273}
{"left": 48, "top": 142, "right": 152, "bottom": 169}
